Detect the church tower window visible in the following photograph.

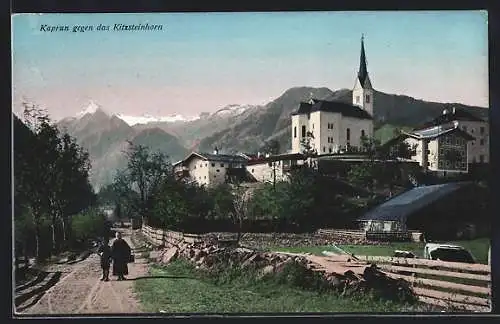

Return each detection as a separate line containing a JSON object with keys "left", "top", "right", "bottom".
{"left": 294, "top": 126, "right": 297, "bottom": 138}
{"left": 365, "top": 95, "right": 370, "bottom": 103}
{"left": 346, "top": 128, "right": 351, "bottom": 141}
{"left": 301, "top": 125, "right": 306, "bottom": 138}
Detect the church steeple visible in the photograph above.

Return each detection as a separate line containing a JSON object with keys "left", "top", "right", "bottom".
{"left": 352, "top": 34, "right": 374, "bottom": 116}
{"left": 357, "top": 34, "right": 370, "bottom": 88}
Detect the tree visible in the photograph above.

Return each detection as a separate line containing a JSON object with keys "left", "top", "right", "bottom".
{"left": 231, "top": 184, "right": 256, "bottom": 243}
{"left": 15, "top": 106, "right": 95, "bottom": 259}
{"left": 260, "top": 139, "right": 281, "bottom": 156}
{"left": 300, "top": 131, "right": 317, "bottom": 158}
{"left": 119, "top": 142, "right": 173, "bottom": 225}
{"left": 53, "top": 132, "right": 95, "bottom": 249}
{"left": 211, "top": 184, "right": 235, "bottom": 221}
{"left": 287, "top": 168, "right": 318, "bottom": 229}
{"left": 348, "top": 135, "right": 417, "bottom": 192}
{"left": 152, "top": 179, "right": 190, "bottom": 228}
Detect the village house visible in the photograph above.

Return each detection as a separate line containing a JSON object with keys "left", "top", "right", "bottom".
{"left": 414, "top": 108, "right": 489, "bottom": 164}
{"left": 291, "top": 35, "right": 374, "bottom": 155}
{"left": 173, "top": 148, "right": 250, "bottom": 187}
{"left": 246, "top": 153, "right": 304, "bottom": 183}
{"left": 401, "top": 121, "right": 475, "bottom": 175}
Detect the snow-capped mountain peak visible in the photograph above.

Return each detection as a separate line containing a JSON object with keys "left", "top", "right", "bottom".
{"left": 75, "top": 100, "right": 105, "bottom": 118}
{"left": 115, "top": 113, "right": 200, "bottom": 126}
{"left": 213, "top": 104, "right": 255, "bottom": 117}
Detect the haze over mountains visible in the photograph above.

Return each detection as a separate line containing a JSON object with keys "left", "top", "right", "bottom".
{"left": 17, "top": 87, "right": 488, "bottom": 190}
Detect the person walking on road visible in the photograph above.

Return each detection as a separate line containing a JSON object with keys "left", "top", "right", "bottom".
{"left": 111, "top": 231, "right": 132, "bottom": 281}
{"left": 97, "top": 239, "right": 112, "bottom": 281}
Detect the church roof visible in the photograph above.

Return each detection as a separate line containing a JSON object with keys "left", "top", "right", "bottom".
{"left": 292, "top": 99, "right": 373, "bottom": 120}
{"left": 358, "top": 35, "right": 370, "bottom": 88}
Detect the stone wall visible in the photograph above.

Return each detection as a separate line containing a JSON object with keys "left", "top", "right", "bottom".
{"left": 150, "top": 234, "right": 415, "bottom": 304}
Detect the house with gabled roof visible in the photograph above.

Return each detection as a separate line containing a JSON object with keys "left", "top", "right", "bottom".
{"left": 246, "top": 152, "right": 305, "bottom": 183}
{"left": 173, "top": 148, "right": 252, "bottom": 187}
{"left": 291, "top": 35, "right": 374, "bottom": 155}
{"left": 401, "top": 121, "right": 475, "bottom": 175}
{"left": 415, "top": 107, "right": 489, "bottom": 164}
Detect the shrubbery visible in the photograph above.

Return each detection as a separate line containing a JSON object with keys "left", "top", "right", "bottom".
{"left": 71, "top": 208, "right": 107, "bottom": 243}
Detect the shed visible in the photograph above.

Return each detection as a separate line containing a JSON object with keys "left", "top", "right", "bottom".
{"left": 356, "top": 181, "right": 486, "bottom": 240}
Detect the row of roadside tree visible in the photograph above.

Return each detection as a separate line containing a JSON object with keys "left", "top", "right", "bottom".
{"left": 14, "top": 105, "right": 103, "bottom": 266}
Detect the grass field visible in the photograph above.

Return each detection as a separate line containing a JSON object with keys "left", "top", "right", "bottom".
{"left": 271, "top": 237, "right": 490, "bottom": 264}
{"left": 134, "top": 260, "right": 420, "bottom": 313}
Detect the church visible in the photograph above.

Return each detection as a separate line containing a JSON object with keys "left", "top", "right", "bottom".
{"left": 291, "top": 36, "right": 374, "bottom": 154}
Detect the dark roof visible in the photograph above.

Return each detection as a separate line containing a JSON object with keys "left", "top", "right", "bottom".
{"left": 292, "top": 99, "right": 372, "bottom": 119}
{"left": 357, "top": 182, "right": 474, "bottom": 222}
{"left": 405, "top": 123, "right": 475, "bottom": 141}
{"left": 416, "top": 108, "right": 485, "bottom": 129}
{"left": 358, "top": 35, "right": 369, "bottom": 88}
{"left": 181, "top": 152, "right": 248, "bottom": 165}
{"left": 247, "top": 153, "right": 305, "bottom": 165}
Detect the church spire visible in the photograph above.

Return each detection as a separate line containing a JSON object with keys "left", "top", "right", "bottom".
{"left": 358, "top": 34, "right": 369, "bottom": 87}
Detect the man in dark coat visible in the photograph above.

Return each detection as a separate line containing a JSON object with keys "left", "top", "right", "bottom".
{"left": 111, "top": 231, "right": 132, "bottom": 281}
{"left": 97, "top": 239, "right": 112, "bottom": 281}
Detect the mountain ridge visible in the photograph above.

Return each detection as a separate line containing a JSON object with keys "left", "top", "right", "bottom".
{"left": 37, "top": 86, "right": 488, "bottom": 189}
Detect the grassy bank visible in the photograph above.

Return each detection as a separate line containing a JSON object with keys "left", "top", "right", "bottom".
{"left": 134, "top": 259, "right": 422, "bottom": 313}
{"left": 271, "top": 237, "right": 490, "bottom": 264}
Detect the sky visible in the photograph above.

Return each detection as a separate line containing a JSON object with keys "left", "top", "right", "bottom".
{"left": 12, "top": 11, "right": 489, "bottom": 121}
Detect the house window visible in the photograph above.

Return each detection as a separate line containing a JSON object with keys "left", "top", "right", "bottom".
{"left": 480, "top": 127, "right": 485, "bottom": 134}
{"left": 329, "top": 147, "right": 332, "bottom": 153}
{"left": 211, "top": 163, "right": 215, "bottom": 167}
{"left": 323, "top": 146, "right": 326, "bottom": 152}
{"left": 204, "top": 176, "right": 206, "bottom": 179}
{"left": 216, "top": 169, "right": 220, "bottom": 172}
{"left": 366, "top": 95, "right": 370, "bottom": 103}
{"left": 356, "top": 96, "right": 360, "bottom": 104}
{"left": 252, "top": 169, "right": 254, "bottom": 173}
{"left": 294, "top": 126, "right": 297, "bottom": 138}
{"left": 346, "top": 128, "right": 351, "bottom": 141}
{"left": 480, "top": 139, "right": 485, "bottom": 146}
{"left": 462, "top": 126, "right": 467, "bottom": 132}
{"left": 312, "top": 124, "right": 315, "bottom": 130}
{"left": 205, "top": 163, "right": 208, "bottom": 167}
{"left": 361, "top": 130, "right": 365, "bottom": 138}
{"left": 301, "top": 125, "right": 306, "bottom": 138}
{"left": 220, "top": 163, "right": 224, "bottom": 167}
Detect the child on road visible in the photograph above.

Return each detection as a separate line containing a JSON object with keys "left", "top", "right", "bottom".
{"left": 97, "top": 239, "right": 112, "bottom": 281}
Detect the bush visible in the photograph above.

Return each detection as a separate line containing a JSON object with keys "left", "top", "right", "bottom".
{"left": 71, "top": 208, "right": 106, "bottom": 243}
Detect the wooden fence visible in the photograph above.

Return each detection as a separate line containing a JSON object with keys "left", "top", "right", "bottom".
{"left": 141, "top": 225, "right": 200, "bottom": 247}
{"left": 355, "top": 255, "right": 491, "bottom": 312}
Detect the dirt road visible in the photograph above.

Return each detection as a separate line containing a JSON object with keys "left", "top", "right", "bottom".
{"left": 17, "top": 229, "right": 149, "bottom": 315}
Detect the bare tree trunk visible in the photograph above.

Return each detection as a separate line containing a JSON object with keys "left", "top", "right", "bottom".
{"left": 35, "top": 223, "right": 41, "bottom": 261}
{"left": 24, "top": 243, "right": 29, "bottom": 269}
{"left": 61, "top": 217, "right": 67, "bottom": 242}
{"left": 51, "top": 223, "right": 57, "bottom": 255}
